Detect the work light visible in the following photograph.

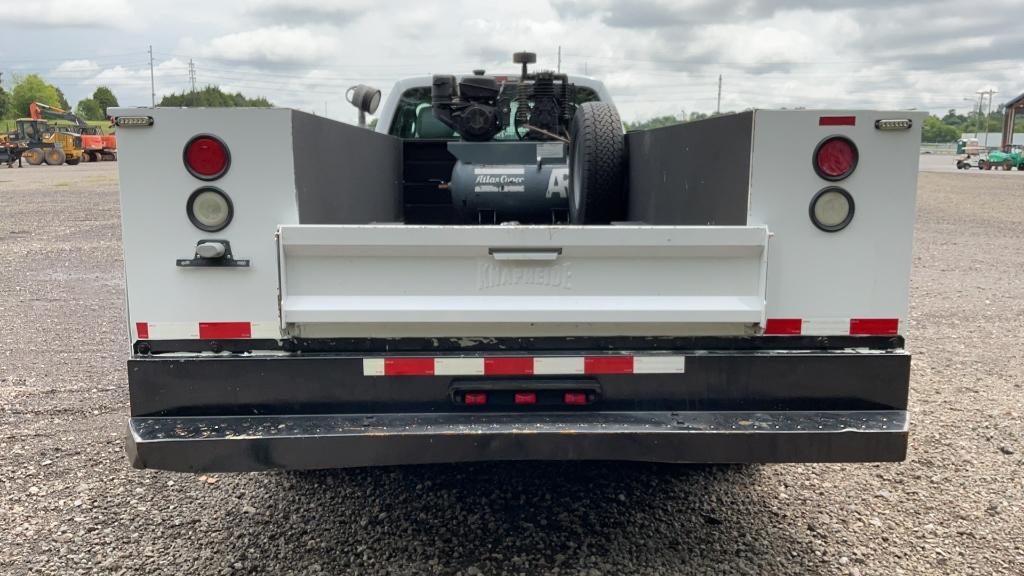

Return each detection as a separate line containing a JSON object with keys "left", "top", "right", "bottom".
{"left": 187, "top": 187, "right": 233, "bottom": 232}
{"left": 809, "top": 187, "right": 854, "bottom": 232}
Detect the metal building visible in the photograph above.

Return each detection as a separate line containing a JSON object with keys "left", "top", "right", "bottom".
{"left": 1001, "top": 91, "right": 1024, "bottom": 150}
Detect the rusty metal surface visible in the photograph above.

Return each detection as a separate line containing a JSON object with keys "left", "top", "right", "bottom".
{"left": 128, "top": 410, "right": 908, "bottom": 472}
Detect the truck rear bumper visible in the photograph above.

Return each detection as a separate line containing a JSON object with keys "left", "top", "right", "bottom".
{"left": 127, "top": 410, "right": 908, "bottom": 472}
{"left": 125, "top": 339, "right": 911, "bottom": 471}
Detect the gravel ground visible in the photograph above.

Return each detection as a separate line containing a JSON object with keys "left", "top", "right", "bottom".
{"left": 1, "top": 162, "right": 1022, "bottom": 575}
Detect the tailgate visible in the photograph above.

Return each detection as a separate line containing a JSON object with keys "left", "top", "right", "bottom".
{"left": 277, "top": 225, "right": 768, "bottom": 333}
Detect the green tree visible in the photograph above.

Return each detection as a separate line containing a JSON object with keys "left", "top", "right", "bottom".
{"left": 55, "top": 87, "right": 71, "bottom": 110}
{"left": 940, "top": 109, "right": 966, "bottom": 127}
{"left": 92, "top": 86, "right": 118, "bottom": 115}
{"left": 158, "top": 85, "right": 272, "bottom": 108}
{"left": 624, "top": 115, "right": 682, "bottom": 131}
{"left": 0, "top": 86, "right": 11, "bottom": 120}
{"left": 76, "top": 98, "right": 104, "bottom": 120}
{"left": 921, "top": 115, "right": 960, "bottom": 143}
{"left": 11, "top": 74, "right": 61, "bottom": 117}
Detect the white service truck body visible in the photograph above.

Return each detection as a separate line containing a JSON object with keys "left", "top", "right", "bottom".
{"left": 113, "top": 77, "right": 923, "bottom": 471}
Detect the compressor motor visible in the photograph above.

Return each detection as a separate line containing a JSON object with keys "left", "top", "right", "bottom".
{"left": 432, "top": 52, "right": 577, "bottom": 224}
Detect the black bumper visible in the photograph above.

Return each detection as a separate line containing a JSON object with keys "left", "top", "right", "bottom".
{"left": 127, "top": 410, "right": 907, "bottom": 472}
{"left": 126, "top": 342, "right": 911, "bottom": 471}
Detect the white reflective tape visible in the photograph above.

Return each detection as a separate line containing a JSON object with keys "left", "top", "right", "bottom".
{"left": 534, "top": 357, "right": 585, "bottom": 375}
{"left": 363, "top": 358, "right": 386, "bottom": 376}
{"left": 364, "top": 355, "right": 689, "bottom": 376}
{"left": 802, "top": 318, "right": 849, "bottom": 336}
{"left": 249, "top": 321, "right": 282, "bottom": 339}
{"left": 435, "top": 357, "right": 485, "bottom": 376}
{"left": 634, "top": 356, "right": 686, "bottom": 374}
{"left": 145, "top": 322, "right": 200, "bottom": 339}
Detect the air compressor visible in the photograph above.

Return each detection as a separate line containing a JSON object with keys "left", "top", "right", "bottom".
{"left": 432, "top": 52, "right": 575, "bottom": 224}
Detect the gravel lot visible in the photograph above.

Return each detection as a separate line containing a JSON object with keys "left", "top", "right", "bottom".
{"left": 1, "top": 162, "right": 1022, "bottom": 575}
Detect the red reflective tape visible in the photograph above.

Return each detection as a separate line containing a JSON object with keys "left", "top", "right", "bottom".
{"left": 384, "top": 357, "right": 435, "bottom": 376}
{"left": 198, "top": 322, "right": 252, "bottom": 339}
{"left": 136, "top": 322, "right": 149, "bottom": 339}
{"left": 764, "top": 318, "right": 802, "bottom": 335}
{"left": 584, "top": 356, "right": 634, "bottom": 374}
{"left": 819, "top": 115, "right": 856, "bottom": 126}
{"left": 849, "top": 318, "right": 899, "bottom": 335}
{"left": 484, "top": 357, "right": 534, "bottom": 375}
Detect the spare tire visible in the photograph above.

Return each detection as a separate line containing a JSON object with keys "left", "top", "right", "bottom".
{"left": 568, "top": 102, "right": 626, "bottom": 224}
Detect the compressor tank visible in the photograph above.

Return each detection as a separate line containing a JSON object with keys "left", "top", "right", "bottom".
{"left": 447, "top": 141, "right": 570, "bottom": 224}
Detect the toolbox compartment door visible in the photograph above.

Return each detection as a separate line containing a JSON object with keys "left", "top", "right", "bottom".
{"left": 277, "top": 225, "right": 768, "bottom": 333}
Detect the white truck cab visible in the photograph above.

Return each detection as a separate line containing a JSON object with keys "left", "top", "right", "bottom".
{"left": 113, "top": 59, "right": 922, "bottom": 472}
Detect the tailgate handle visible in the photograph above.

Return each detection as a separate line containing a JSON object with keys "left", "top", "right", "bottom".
{"left": 488, "top": 248, "right": 562, "bottom": 261}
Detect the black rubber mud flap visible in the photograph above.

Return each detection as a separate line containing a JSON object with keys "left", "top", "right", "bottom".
{"left": 568, "top": 102, "right": 626, "bottom": 224}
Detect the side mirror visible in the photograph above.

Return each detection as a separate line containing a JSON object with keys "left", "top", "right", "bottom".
{"left": 346, "top": 84, "right": 381, "bottom": 128}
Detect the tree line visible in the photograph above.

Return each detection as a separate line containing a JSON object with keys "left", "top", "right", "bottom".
{"left": 0, "top": 73, "right": 272, "bottom": 121}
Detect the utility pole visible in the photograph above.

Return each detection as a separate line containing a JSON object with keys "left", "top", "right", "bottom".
{"left": 975, "top": 92, "right": 985, "bottom": 138}
{"left": 584, "top": 61, "right": 588, "bottom": 76}
{"left": 984, "top": 89, "right": 997, "bottom": 149}
{"left": 977, "top": 89, "right": 998, "bottom": 148}
{"left": 974, "top": 94, "right": 984, "bottom": 138}
{"left": 716, "top": 74, "right": 722, "bottom": 115}
{"left": 188, "top": 59, "right": 197, "bottom": 93}
{"left": 148, "top": 45, "right": 155, "bottom": 107}
{"left": 557, "top": 46, "right": 561, "bottom": 73}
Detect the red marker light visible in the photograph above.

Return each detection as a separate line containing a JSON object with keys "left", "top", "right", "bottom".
{"left": 184, "top": 135, "right": 230, "bottom": 180}
{"left": 514, "top": 392, "right": 537, "bottom": 405}
{"left": 564, "top": 391, "right": 588, "bottom": 405}
{"left": 814, "top": 136, "right": 858, "bottom": 181}
{"left": 464, "top": 392, "right": 487, "bottom": 406}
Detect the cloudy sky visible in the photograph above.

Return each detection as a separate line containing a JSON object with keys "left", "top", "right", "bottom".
{"left": 2, "top": 0, "right": 1022, "bottom": 125}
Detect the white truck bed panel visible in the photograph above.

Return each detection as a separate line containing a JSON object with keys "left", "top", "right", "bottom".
{"left": 278, "top": 225, "right": 768, "bottom": 328}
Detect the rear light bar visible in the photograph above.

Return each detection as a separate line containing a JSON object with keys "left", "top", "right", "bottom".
{"left": 460, "top": 389, "right": 594, "bottom": 407}
{"left": 875, "top": 118, "right": 912, "bottom": 131}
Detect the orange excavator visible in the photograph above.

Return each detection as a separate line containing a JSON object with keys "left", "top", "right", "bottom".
{"left": 30, "top": 102, "right": 117, "bottom": 161}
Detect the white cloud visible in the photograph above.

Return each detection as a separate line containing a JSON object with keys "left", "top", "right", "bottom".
{"left": 8, "top": 0, "right": 1023, "bottom": 122}
{"left": 246, "top": 0, "right": 375, "bottom": 23}
{"left": 200, "top": 26, "right": 340, "bottom": 65}
{"left": 6, "top": 0, "right": 136, "bottom": 28}
{"left": 54, "top": 60, "right": 100, "bottom": 74}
